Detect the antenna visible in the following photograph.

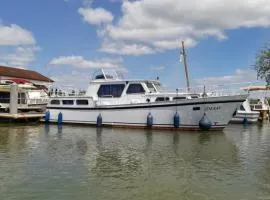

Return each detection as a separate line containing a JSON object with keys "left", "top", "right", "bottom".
{"left": 181, "top": 41, "right": 190, "bottom": 92}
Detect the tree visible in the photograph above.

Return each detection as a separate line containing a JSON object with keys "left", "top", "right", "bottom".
{"left": 255, "top": 43, "right": 270, "bottom": 85}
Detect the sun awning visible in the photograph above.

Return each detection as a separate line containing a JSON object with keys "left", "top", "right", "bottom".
{"left": 240, "top": 86, "right": 270, "bottom": 91}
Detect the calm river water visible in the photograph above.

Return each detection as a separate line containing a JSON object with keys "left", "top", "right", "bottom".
{"left": 0, "top": 123, "right": 270, "bottom": 200}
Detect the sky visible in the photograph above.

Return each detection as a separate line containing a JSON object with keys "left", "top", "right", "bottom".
{"left": 0, "top": 0, "right": 269, "bottom": 90}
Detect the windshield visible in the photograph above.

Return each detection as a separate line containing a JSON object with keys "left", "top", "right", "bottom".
{"left": 146, "top": 82, "right": 157, "bottom": 93}
{"left": 153, "top": 83, "right": 174, "bottom": 93}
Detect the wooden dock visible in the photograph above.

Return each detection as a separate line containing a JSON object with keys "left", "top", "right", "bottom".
{"left": 0, "top": 113, "right": 44, "bottom": 119}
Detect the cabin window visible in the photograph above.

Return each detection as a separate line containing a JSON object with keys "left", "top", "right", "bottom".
{"left": 97, "top": 84, "right": 125, "bottom": 98}
{"left": 239, "top": 105, "right": 245, "bottom": 111}
{"left": 62, "top": 100, "right": 74, "bottom": 105}
{"left": 76, "top": 99, "right": 89, "bottom": 105}
{"left": 0, "top": 92, "right": 10, "bottom": 103}
{"left": 126, "top": 84, "right": 145, "bottom": 94}
{"left": 18, "top": 93, "right": 26, "bottom": 104}
{"left": 146, "top": 82, "right": 156, "bottom": 93}
{"left": 191, "top": 95, "right": 199, "bottom": 99}
{"left": 193, "top": 107, "right": 200, "bottom": 111}
{"left": 50, "top": 100, "right": 60, "bottom": 105}
{"left": 95, "top": 74, "right": 114, "bottom": 79}
{"left": 155, "top": 97, "right": 170, "bottom": 102}
{"left": 173, "top": 97, "right": 186, "bottom": 100}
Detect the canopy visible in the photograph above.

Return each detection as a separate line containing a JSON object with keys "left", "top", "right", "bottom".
{"left": 241, "top": 85, "right": 270, "bottom": 91}
{"left": 9, "top": 78, "right": 31, "bottom": 84}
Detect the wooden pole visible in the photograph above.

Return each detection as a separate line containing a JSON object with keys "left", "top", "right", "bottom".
{"left": 181, "top": 41, "right": 190, "bottom": 92}
{"left": 10, "top": 83, "right": 18, "bottom": 114}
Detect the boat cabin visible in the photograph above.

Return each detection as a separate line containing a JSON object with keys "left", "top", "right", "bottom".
{"left": 48, "top": 70, "right": 200, "bottom": 107}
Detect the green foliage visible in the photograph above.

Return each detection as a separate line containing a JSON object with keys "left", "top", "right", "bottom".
{"left": 255, "top": 43, "right": 270, "bottom": 84}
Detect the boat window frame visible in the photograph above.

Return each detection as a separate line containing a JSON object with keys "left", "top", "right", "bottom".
{"left": 62, "top": 100, "right": 74, "bottom": 105}
{"left": 173, "top": 96, "right": 186, "bottom": 100}
{"left": 97, "top": 84, "right": 125, "bottom": 98}
{"left": 76, "top": 99, "right": 89, "bottom": 105}
{"left": 50, "top": 99, "right": 60, "bottom": 105}
{"left": 155, "top": 97, "right": 170, "bottom": 102}
{"left": 18, "top": 93, "right": 27, "bottom": 104}
{"left": 190, "top": 95, "right": 199, "bottom": 99}
{"left": 126, "top": 83, "right": 145, "bottom": 94}
{"left": 146, "top": 82, "right": 157, "bottom": 93}
{"left": 0, "top": 91, "right": 10, "bottom": 104}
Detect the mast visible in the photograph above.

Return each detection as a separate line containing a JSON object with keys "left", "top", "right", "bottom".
{"left": 181, "top": 41, "right": 190, "bottom": 92}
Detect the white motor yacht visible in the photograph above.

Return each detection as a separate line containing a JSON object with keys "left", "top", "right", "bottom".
{"left": 45, "top": 70, "right": 247, "bottom": 130}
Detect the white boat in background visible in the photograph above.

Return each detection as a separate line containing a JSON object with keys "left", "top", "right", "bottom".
{"left": 0, "top": 79, "right": 49, "bottom": 113}
{"left": 230, "top": 99, "right": 260, "bottom": 124}
{"left": 45, "top": 69, "right": 247, "bottom": 130}
{"left": 241, "top": 86, "right": 270, "bottom": 121}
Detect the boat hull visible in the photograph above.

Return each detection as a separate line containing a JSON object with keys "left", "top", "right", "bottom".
{"left": 46, "top": 95, "right": 247, "bottom": 130}
{"left": 230, "top": 110, "right": 260, "bottom": 124}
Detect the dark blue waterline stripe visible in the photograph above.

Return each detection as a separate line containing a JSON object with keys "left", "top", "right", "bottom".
{"left": 48, "top": 119, "right": 226, "bottom": 127}
{"left": 47, "top": 99, "right": 244, "bottom": 110}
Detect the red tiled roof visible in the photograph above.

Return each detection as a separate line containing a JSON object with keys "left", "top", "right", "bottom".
{"left": 0, "top": 65, "right": 54, "bottom": 82}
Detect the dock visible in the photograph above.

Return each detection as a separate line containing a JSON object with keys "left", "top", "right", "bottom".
{"left": 0, "top": 113, "right": 44, "bottom": 119}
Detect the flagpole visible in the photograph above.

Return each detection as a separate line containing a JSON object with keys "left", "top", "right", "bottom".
{"left": 181, "top": 41, "right": 190, "bottom": 92}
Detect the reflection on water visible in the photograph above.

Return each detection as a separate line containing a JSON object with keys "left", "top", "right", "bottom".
{"left": 0, "top": 123, "right": 270, "bottom": 200}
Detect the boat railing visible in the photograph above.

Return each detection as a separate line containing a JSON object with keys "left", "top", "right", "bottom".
{"left": 176, "top": 81, "right": 267, "bottom": 97}
{"left": 27, "top": 98, "right": 49, "bottom": 105}
{"left": 174, "top": 85, "right": 248, "bottom": 97}
{"left": 49, "top": 88, "right": 86, "bottom": 97}
{"left": 0, "top": 97, "right": 48, "bottom": 108}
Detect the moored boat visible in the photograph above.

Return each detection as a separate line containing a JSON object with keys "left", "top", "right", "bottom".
{"left": 230, "top": 99, "right": 260, "bottom": 124}
{"left": 45, "top": 70, "right": 247, "bottom": 130}
{"left": 241, "top": 86, "right": 270, "bottom": 121}
{"left": 0, "top": 79, "right": 49, "bottom": 113}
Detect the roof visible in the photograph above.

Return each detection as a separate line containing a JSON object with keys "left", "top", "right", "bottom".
{"left": 91, "top": 78, "right": 161, "bottom": 84}
{"left": 241, "top": 86, "right": 270, "bottom": 91}
{"left": 0, "top": 65, "right": 54, "bottom": 82}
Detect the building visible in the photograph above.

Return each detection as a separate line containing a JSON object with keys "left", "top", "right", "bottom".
{"left": 0, "top": 65, "right": 54, "bottom": 88}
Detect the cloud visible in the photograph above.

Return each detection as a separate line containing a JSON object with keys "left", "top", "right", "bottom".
{"left": 64, "top": 0, "right": 93, "bottom": 5}
{"left": 49, "top": 55, "right": 125, "bottom": 69}
{"left": 100, "top": 41, "right": 155, "bottom": 55}
{"left": 51, "top": 71, "right": 90, "bottom": 89}
{"left": 49, "top": 55, "right": 128, "bottom": 88}
{"left": 78, "top": 7, "right": 114, "bottom": 25}
{"left": 0, "top": 46, "right": 40, "bottom": 67}
{"left": 194, "top": 69, "right": 258, "bottom": 86}
{"left": 0, "top": 23, "right": 38, "bottom": 67}
{"left": 151, "top": 66, "right": 165, "bottom": 71}
{"left": 0, "top": 24, "right": 36, "bottom": 46}
{"left": 92, "top": 0, "right": 270, "bottom": 55}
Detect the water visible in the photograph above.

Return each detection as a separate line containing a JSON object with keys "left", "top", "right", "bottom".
{"left": 0, "top": 123, "right": 270, "bottom": 200}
